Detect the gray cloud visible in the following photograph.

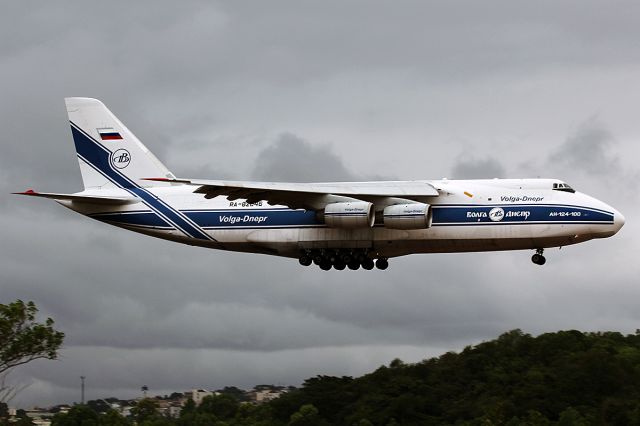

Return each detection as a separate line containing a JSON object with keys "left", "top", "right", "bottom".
{"left": 549, "top": 118, "right": 619, "bottom": 176}
{"left": 252, "top": 133, "right": 358, "bottom": 182}
{"left": 451, "top": 155, "right": 506, "bottom": 179}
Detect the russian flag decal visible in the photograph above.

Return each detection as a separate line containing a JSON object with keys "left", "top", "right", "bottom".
{"left": 97, "top": 127, "right": 123, "bottom": 140}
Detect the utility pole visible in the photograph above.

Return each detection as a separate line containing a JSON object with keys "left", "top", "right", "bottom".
{"left": 80, "top": 376, "right": 86, "bottom": 405}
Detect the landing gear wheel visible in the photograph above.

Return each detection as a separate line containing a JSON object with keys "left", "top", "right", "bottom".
{"left": 319, "top": 260, "right": 332, "bottom": 271}
{"left": 531, "top": 251, "right": 546, "bottom": 266}
{"left": 361, "top": 258, "right": 375, "bottom": 270}
{"left": 299, "top": 256, "right": 312, "bottom": 266}
{"left": 347, "top": 260, "right": 360, "bottom": 270}
{"left": 333, "top": 260, "right": 346, "bottom": 270}
{"left": 375, "top": 258, "right": 389, "bottom": 270}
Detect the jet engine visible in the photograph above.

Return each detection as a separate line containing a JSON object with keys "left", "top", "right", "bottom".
{"left": 322, "top": 202, "right": 375, "bottom": 228}
{"left": 383, "top": 203, "right": 431, "bottom": 229}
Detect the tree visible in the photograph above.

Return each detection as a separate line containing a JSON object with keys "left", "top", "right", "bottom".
{"left": 179, "top": 398, "right": 195, "bottom": 417}
{"left": 197, "top": 394, "right": 238, "bottom": 420}
{"left": 13, "top": 416, "right": 35, "bottom": 426}
{"left": 217, "top": 386, "right": 249, "bottom": 402}
{"left": 100, "top": 410, "right": 130, "bottom": 426}
{"left": 0, "top": 300, "right": 64, "bottom": 402}
{"left": 51, "top": 405, "right": 98, "bottom": 426}
{"left": 87, "top": 399, "right": 111, "bottom": 414}
{"left": 288, "top": 404, "right": 328, "bottom": 426}
{"left": 131, "top": 398, "right": 160, "bottom": 424}
{"left": 0, "top": 402, "right": 8, "bottom": 426}
{"left": 557, "top": 407, "right": 589, "bottom": 426}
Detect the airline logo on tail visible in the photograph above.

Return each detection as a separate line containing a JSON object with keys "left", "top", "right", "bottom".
{"left": 97, "top": 127, "right": 122, "bottom": 140}
{"left": 110, "top": 149, "right": 131, "bottom": 169}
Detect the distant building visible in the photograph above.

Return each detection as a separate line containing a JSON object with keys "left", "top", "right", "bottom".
{"left": 9, "top": 383, "right": 295, "bottom": 417}
{"left": 167, "top": 404, "right": 182, "bottom": 418}
{"left": 247, "top": 385, "right": 290, "bottom": 403}
{"left": 56, "top": 404, "right": 72, "bottom": 414}
{"left": 184, "top": 389, "right": 216, "bottom": 406}
{"left": 23, "top": 408, "right": 55, "bottom": 426}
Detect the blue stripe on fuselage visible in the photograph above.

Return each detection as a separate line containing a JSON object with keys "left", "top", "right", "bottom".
{"left": 431, "top": 204, "right": 613, "bottom": 225}
{"left": 185, "top": 209, "right": 320, "bottom": 228}
{"left": 90, "top": 211, "right": 173, "bottom": 229}
{"left": 86, "top": 204, "right": 615, "bottom": 231}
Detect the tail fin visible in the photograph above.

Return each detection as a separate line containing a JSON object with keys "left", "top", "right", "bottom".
{"left": 65, "top": 97, "right": 175, "bottom": 190}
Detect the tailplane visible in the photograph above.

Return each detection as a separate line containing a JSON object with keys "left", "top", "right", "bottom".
{"left": 13, "top": 189, "right": 138, "bottom": 205}
{"left": 66, "top": 97, "right": 175, "bottom": 190}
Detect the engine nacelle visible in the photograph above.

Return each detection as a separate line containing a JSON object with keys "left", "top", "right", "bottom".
{"left": 323, "top": 202, "right": 375, "bottom": 228}
{"left": 383, "top": 203, "right": 431, "bottom": 229}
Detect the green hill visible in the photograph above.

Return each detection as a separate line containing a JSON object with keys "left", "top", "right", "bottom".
{"left": 270, "top": 329, "right": 640, "bottom": 425}
{"left": 50, "top": 329, "right": 640, "bottom": 425}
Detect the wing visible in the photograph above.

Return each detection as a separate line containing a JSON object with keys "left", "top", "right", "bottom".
{"left": 144, "top": 178, "right": 440, "bottom": 210}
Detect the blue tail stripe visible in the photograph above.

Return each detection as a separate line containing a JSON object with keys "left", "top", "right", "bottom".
{"left": 76, "top": 151, "right": 201, "bottom": 238}
{"left": 70, "top": 122, "right": 214, "bottom": 241}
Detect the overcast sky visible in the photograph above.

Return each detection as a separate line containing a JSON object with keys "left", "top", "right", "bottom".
{"left": 2, "top": 1, "right": 639, "bottom": 408}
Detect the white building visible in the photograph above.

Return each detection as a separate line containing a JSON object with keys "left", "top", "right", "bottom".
{"left": 184, "top": 389, "right": 215, "bottom": 406}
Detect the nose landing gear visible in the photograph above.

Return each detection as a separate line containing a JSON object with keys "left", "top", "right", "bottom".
{"left": 531, "top": 249, "right": 546, "bottom": 266}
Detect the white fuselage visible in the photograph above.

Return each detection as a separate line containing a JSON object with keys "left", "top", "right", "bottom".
{"left": 61, "top": 178, "right": 625, "bottom": 260}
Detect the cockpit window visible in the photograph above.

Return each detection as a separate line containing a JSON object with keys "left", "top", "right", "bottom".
{"left": 552, "top": 182, "right": 575, "bottom": 193}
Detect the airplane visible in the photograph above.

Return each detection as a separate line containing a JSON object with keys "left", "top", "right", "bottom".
{"left": 15, "top": 98, "right": 625, "bottom": 270}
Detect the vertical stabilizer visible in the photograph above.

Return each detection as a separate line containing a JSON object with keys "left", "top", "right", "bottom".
{"left": 65, "top": 97, "right": 174, "bottom": 189}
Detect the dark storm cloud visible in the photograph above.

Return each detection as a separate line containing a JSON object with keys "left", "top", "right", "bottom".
{"left": 549, "top": 118, "right": 619, "bottom": 176}
{"left": 1, "top": 0, "right": 638, "bottom": 409}
{"left": 451, "top": 155, "right": 506, "bottom": 179}
{"left": 252, "top": 133, "right": 357, "bottom": 182}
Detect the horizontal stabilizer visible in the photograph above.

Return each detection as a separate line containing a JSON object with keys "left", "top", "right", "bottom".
{"left": 13, "top": 189, "right": 139, "bottom": 205}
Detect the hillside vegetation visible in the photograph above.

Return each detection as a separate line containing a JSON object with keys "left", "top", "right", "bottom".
{"left": 50, "top": 329, "right": 640, "bottom": 425}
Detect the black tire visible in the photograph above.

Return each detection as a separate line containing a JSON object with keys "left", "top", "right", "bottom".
{"left": 376, "top": 258, "right": 389, "bottom": 270}
{"left": 347, "top": 260, "right": 360, "bottom": 270}
{"left": 319, "top": 261, "right": 332, "bottom": 271}
{"left": 362, "top": 258, "right": 374, "bottom": 270}
{"left": 532, "top": 254, "right": 542, "bottom": 265}
{"left": 333, "top": 261, "right": 346, "bottom": 270}
{"left": 299, "top": 256, "right": 312, "bottom": 266}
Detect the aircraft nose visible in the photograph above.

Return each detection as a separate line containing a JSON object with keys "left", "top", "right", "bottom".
{"left": 614, "top": 209, "right": 625, "bottom": 232}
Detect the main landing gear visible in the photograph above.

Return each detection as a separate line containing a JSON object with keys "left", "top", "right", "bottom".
{"left": 531, "top": 248, "right": 546, "bottom": 266}
{"left": 298, "top": 249, "right": 389, "bottom": 271}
